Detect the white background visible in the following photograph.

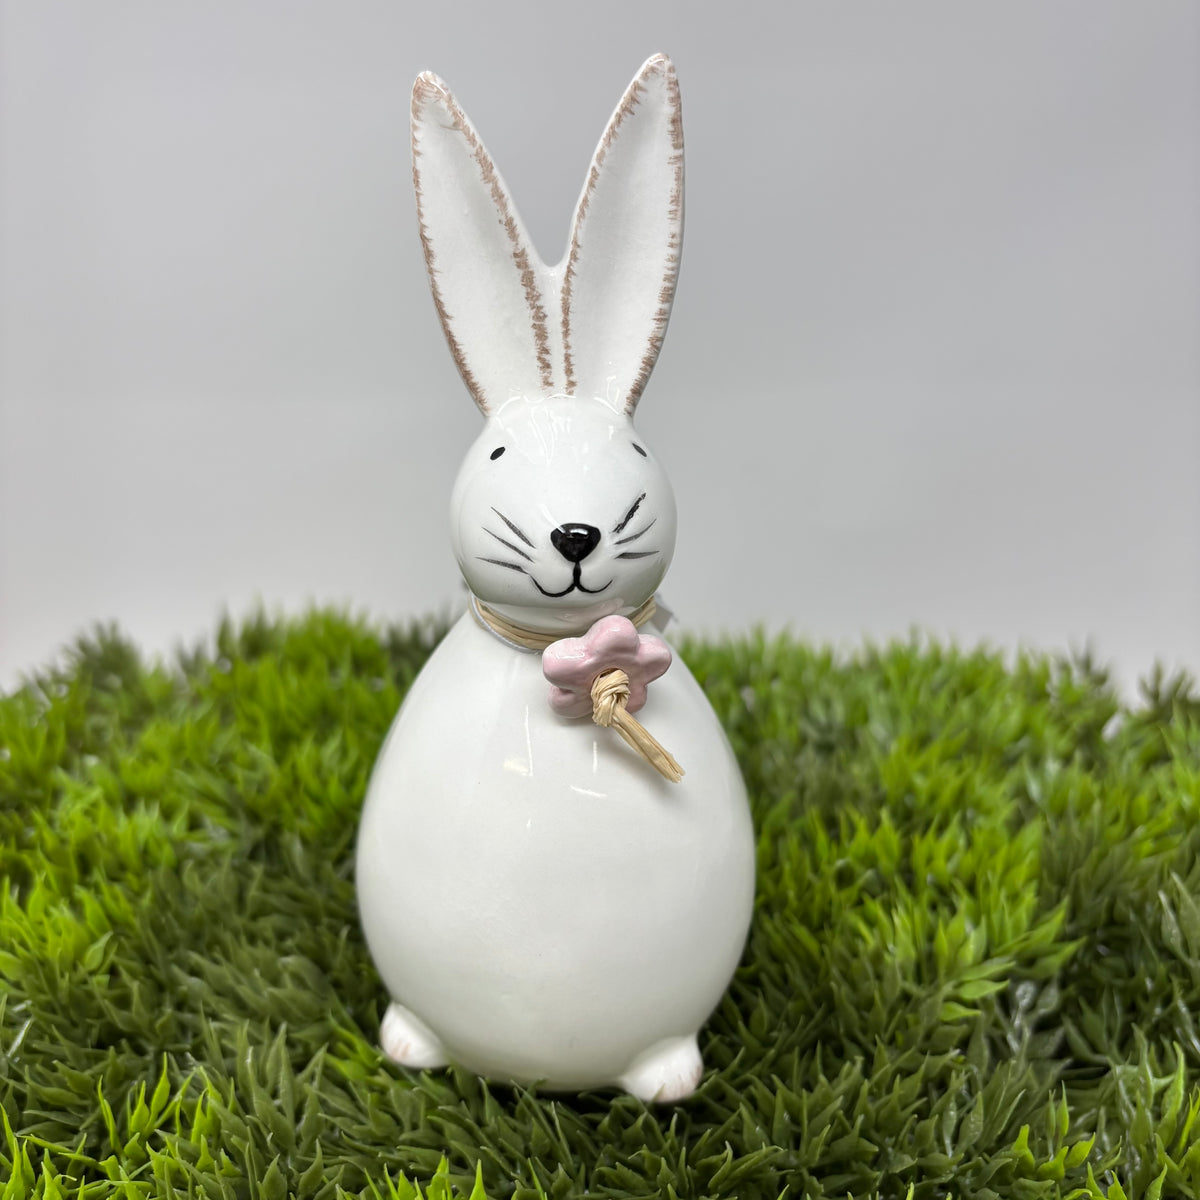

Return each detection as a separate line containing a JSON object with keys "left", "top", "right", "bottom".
{"left": 2, "top": 1, "right": 1197, "bottom": 697}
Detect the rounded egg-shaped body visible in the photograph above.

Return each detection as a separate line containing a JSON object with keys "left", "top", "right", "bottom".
{"left": 355, "top": 612, "right": 756, "bottom": 1090}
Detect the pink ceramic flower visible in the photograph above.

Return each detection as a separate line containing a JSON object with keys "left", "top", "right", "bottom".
{"left": 543, "top": 616, "right": 672, "bottom": 718}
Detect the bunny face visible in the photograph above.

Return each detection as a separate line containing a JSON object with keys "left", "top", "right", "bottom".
{"left": 413, "top": 56, "right": 687, "bottom": 631}
{"left": 451, "top": 395, "right": 676, "bottom": 629}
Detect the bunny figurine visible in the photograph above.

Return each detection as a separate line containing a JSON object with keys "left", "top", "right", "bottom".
{"left": 355, "top": 54, "right": 756, "bottom": 1103}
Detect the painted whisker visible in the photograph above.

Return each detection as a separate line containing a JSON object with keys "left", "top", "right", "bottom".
{"left": 478, "top": 557, "right": 528, "bottom": 573}
{"left": 485, "top": 528, "right": 535, "bottom": 562}
{"left": 615, "top": 518, "right": 656, "bottom": 546}
{"left": 492, "top": 507, "right": 535, "bottom": 547}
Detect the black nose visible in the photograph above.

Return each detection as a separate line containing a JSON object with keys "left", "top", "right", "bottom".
{"left": 551, "top": 523, "right": 601, "bottom": 563}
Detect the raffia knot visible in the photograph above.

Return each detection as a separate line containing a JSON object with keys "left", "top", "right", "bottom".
{"left": 586, "top": 666, "right": 684, "bottom": 782}
{"left": 590, "top": 668, "right": 631, "bottom": 726}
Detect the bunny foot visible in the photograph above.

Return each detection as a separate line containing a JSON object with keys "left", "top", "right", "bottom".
{"left": 379, "top": 1002, "right": 447, "bottom": 1070}
{"left": 618, "top": 1035, "right": 703, "bottom": 1103}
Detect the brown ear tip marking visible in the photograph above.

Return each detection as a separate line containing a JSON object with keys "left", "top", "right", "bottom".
{"left": 413, "top": 71, "right": 449, "bottom": 102}
{"left": 638, "top": 55, "right": 681, "bottom": 112}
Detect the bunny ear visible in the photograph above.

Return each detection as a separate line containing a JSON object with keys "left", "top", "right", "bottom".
{"left": 561, "top": 54, "right": 684, "bottom": 415}
{"left": 411, "top": 73, "right": 562, "bottom": 414}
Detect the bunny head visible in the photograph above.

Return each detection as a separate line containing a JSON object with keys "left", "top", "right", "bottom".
{"left": 412, "top": 56, "right": 684, "bottom": 633}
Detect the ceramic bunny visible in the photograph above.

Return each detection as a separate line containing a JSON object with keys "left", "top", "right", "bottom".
{"left": 355, "top": 54, "right": 755, "bottom": 1103}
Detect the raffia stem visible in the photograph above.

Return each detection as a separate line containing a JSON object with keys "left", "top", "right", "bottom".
{"left": 589, "top": 669, "right": 684, "bottom": 783}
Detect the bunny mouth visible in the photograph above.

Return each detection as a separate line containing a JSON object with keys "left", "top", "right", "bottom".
{"left": 474, "top": 555, "right": 613, "bottom": 597}
{"left": 475, "top": 561, "right": 614, "bottom": 600}
{"left": 532, "top": 565, "right": 613, "bottom": 597}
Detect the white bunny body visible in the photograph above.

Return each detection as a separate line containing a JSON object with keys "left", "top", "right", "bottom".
{"left": 356, "top": 56, "right": 755, "bottom": 1100}
{"left": 356, "top": 611, "right": 754, "bottom": 1090}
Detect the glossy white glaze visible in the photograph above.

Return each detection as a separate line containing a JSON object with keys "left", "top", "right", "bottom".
{"left": 452, "top": 395, "right": 676, "bottom": 631}
{"left": 356, "top": 613, "right": 754, "bottom": 1090}
{"left": 356, "top": 53, "right": 756, "bottom": 1099}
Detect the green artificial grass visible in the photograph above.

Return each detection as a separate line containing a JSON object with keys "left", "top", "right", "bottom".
{"left": 2, "top": 613, "right": 1200, "bottom": 1199}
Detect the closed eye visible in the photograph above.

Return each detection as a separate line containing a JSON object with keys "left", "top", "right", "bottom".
{"left": 612, "top": 493, "right": 645, "bottom": 535}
